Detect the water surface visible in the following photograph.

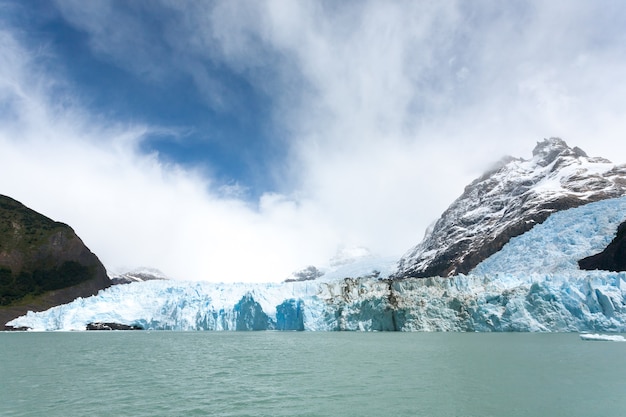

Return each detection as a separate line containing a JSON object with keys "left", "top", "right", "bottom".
{"left": 1, "top": 332, "right": 624, "bottom": 416}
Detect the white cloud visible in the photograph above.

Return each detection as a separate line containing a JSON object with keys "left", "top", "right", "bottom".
{"left": 2, "top": 1, "right": 626, "bottom": 282}
{"left": 0, "top": 26, "right": 339, "bottom": 282}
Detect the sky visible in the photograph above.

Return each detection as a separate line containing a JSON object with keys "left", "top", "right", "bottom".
{"left": 1, "top": 0, "right": 625, "bottom": 282}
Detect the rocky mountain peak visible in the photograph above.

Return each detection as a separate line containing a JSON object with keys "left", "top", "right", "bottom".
{"left": 530, "top": 138, "right": 612, "bottom": 170}
{"left": 531, "top": 137, "right": 586, "bottom": 164}
{"left": 394, "top": 138, "right": 626, "bottom": 279}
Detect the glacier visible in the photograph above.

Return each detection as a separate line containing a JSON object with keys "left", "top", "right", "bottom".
{"left": 8, "top": 197, "right": 626, "bottom": 332}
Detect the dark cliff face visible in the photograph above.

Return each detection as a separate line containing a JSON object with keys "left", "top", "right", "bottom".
{"left": 395, "top": 138, "right": 626, "bottom": 279}
{"left": 0, "top": 195, "right": 110, "bottom": 328}
{"left": 579, "top": 221, "right": 626, "bottom": 272}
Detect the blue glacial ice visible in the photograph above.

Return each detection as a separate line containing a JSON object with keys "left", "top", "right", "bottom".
{"left": 472, "top": 197, "right": 626, "bottom": 276}
{"left": 8, "top": 197, "right": 626, "bottom": 332}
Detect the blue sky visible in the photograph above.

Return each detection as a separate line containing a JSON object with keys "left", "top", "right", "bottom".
{"left": 10, "top": 0, "right": 282, "bottom": 195}
{"left": 1, "top": 1, "right": 626, "bottom": 282}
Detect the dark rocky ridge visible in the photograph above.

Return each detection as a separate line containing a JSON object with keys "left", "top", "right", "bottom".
{"left": 395, "top": 138, "right": 626, "bottom": 279}
{"left": 0, "top": 195, "right": 110, "bottom": 328}
{"left": 579, "top": 221, "right": 626, "bottom": 272}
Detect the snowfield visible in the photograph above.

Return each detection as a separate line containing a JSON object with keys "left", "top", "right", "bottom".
{"left": 8, "top": 196, "right": 626, "bottom": 332}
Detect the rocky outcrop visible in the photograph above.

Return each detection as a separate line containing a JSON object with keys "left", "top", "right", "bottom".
{"left": 86, "top": 322, "right": 143, "bottom": 330}
{"left": 579, "top": 221, "right": 626, "bottom": 272}
{"left": 0, "top": 195, "right": 110, "bottom": 328}
{"left": 395, "top": 138, "right": 626, "bottom": 279}
{"left": 283, "top": 265, "right": 324, "bottom": 283}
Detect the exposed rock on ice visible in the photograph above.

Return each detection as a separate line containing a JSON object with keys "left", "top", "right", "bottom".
{"left": 579, "top": 221, "right": 626, "bottom": 272}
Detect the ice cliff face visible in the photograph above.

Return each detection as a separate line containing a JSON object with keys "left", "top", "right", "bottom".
{"left": 395, "top": 138, "right": 626, "bottom": 278}
{"left": 9, "top": 197, "right": 626, "bottom": 332}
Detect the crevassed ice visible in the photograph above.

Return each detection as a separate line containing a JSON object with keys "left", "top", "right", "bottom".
{"left": 472, "top": 196, "right": 626, "bottom": 276}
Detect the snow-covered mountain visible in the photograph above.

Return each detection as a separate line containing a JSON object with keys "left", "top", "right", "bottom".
{"left": 8, "top": 196, "right": 626, "bottom": 332}
{"left": 395, "top": 138, "right": 626, "bottom": 278}
{"left": 109, "top": 268, "right": 169, "bottom": 285}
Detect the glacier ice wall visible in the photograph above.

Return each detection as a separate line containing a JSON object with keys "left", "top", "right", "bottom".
{"left": 9, "top": 270, "right": 626, "bottom": 332}
{"left": 8, "top": 197, "right": 626, "bottom": 332}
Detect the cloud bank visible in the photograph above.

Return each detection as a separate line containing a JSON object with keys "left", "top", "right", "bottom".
{"left": 1, "top": 1, "right": 626, "bottom": 281}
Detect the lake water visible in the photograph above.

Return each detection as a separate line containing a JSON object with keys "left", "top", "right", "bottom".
{"left": 1, "top": 332, "right": 625, "bottom": 417}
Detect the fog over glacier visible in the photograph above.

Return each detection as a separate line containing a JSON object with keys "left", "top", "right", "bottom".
{"left": 10, "top": 197, "right": 626, "bottom": 332}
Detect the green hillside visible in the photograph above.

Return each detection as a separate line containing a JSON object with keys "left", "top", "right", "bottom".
{"left": 0, "top": 195, "right": 110, "bottom": 328}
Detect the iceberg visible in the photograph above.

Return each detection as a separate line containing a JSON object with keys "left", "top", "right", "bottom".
{"left": 580, "top": 333, "right": 626, "bottom": 342}
{"left": 8, "top": 197, "right": 626, "bottom": 332}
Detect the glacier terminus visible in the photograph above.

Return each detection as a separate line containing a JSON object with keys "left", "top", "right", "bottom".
{"left": 9, "top": 196, "right": 626, "bottom": 332}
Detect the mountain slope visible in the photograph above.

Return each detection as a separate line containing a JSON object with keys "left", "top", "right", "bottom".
{"left": 395, "top": 138, "right": 626, "bottom": 279}
{"left": 0, "top": 195, "right": 110, "bottom": 328}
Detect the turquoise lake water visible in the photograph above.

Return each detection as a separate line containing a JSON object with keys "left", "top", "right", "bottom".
{"left": 1, "top": 332, "right": 625, "bottom": 416}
